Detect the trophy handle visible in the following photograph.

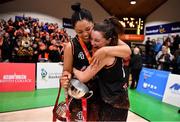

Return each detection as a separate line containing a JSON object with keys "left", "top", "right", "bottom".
{"left": 86, "top": 90, "right": 93, "bottom": 99}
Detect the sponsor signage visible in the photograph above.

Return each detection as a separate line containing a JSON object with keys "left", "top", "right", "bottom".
{"left": 162, "top": 74, "right": 180, "bottom": 107}
{"left": 36, "top": 63, "right": 63, "bottom": 89}
{"left": 145, "top": 22, "right": 180, "bottom": 35}
{"left": 0, "top": 63, "right": 35, "bottom": 92}
{"left": 137, "top": 68, "right": 170, "bottom": 100}
{"left": 120, "top": 34, "right": 144, "bottom": 41}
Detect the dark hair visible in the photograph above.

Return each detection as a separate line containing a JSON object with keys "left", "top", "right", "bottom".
{"left": 93, "top": 16, "right": 124, "bottom": 46}
{"left": 71, "top": 3, "right": 93, "bottom": 27}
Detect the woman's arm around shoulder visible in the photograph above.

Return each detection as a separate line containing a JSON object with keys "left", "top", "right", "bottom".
{"left": 92, "top": 39, "right": 131, "bottom": 63}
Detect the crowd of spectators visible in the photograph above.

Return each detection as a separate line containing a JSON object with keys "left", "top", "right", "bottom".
{"left": 143, "top": 35, "right": 180, "bottom": 74}
{"left": 0, "top": 16, "right": 69, "bottom": 63}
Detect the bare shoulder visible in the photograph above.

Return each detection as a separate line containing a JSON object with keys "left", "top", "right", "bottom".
{"left": 118, "top": 39, "right": 126, "bottom": 45}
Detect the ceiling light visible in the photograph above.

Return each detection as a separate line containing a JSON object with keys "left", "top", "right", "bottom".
{"left": 130, "top": 0, "right": 136, "bottom": 5}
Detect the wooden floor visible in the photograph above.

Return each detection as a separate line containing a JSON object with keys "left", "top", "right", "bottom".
{"left": 0, "top": 106, "right": 148, "bottom": 122}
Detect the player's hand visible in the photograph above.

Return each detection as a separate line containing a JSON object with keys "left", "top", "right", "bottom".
{"left": 60, "top": 71, "right": 71, "bottom": 89}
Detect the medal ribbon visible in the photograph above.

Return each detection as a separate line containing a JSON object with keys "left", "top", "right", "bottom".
{"left": 65, "top": 96, "right": 70, "bottom": 122}
{"left": 78, "top": 37, "right": 93, "bottom": 122}
{"left": 78, "top": 37, "right": 92, "bottom": 64}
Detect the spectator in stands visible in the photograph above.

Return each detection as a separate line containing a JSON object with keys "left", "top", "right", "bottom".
{"left": 163, "top": 37, "right": 172, "bottom": 53}
{"left": 43, "top": 22, "right": 49, "bottom": 32}
{"left": 48, "top": 44, "right": 61, "bottom": 62}
{"left": 32, "top": 41, "right": 39, "bottom": 63}
{"left": 172, "top": 44, "right": 180, "bottom": 74}
{"left": 152, "top": 39, "right": 162, "bottom": 68}
{"left": 0, "top": 33, "right": 13, "bottom": 62}
{"left": 38, "top": 42, "right": 48, "bottom": 62}
{"left": 145, "top": 37, "right": 152, "bottom": 55}
{"left": 156, "top": 46, "right": 173, "bottom": 71}
{"left": 145, "top": 37, "right": 154, "bottom": 68}
{"left": 153, "top": 39, "right": 162, "bottom": 55}
{"left": 0, "top": 22, "right": 5, "bottom": 36}
{"left": 172, "top": 34, "right": 180, "bottom": 53}
{"left": 130, "top": 46, "right": 143, "bottom": 89}
{"left": 0, "top": 35, "right": 3, "bottom": 61}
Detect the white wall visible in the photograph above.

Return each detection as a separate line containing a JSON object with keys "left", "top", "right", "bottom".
{"left": 0, "top": 0, "right": 110, "bottom": 37}
{"left": 144, "top": 0, "right": 180, "bottom": 42}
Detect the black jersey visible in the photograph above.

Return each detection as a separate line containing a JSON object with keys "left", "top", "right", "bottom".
{"left": 70, "top": 36, "right": 92, "bottom": 70}
{"left": 70, "top": 36, "right": 98, "bottom": 94}
{"left": 69, "top": 36, "right": 100, "bottom": 121}
{"left": 97, "top": 57, "right": 130, "bottom": 109}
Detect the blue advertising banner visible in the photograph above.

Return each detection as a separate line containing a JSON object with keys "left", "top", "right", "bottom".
{"left": 136, "top": 68, "right": 170, "bottom": 100}
{"left": 145, "top": 22, "right": 180, "bottom": 35}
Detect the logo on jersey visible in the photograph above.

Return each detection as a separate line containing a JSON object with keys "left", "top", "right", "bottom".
{"left": 78, "top": 52, "right": 85, "bottom": 60}
{"left": 75, "top": 111, "right": 83, "bottom": 121}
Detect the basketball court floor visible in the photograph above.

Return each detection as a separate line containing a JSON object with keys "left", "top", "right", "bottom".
{"left": 0, "top": 106, "right": 148, "bottom": 122}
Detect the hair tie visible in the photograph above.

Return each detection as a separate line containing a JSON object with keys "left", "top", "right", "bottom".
{"left": 79, "top": 13, "right": 82, "bottom": 20}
